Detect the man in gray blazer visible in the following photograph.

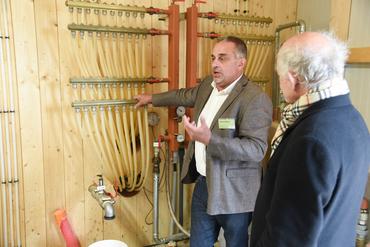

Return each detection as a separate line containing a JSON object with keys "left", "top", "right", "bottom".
{"left": 135, "top": 36, "right": 272, "bottom": 247}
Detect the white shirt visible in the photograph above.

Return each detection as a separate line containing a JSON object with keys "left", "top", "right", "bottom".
{"left": 195, "top": 75, "right": 242, "bottom": 176}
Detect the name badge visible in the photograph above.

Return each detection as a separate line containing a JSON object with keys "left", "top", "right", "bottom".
{"left": 218, "top": 118, "right": 235, "bottom": 129}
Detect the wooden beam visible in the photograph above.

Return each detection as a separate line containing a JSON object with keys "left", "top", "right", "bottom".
{"left": 348, "top": 47, "right": 370, "bottom": 64}
{"left": 330, "top": 0, "right": 352, "bottom": 40}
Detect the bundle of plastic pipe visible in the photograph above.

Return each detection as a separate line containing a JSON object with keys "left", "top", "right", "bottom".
{"left": 69, "top": 6, "right": 150, "bottom": 193}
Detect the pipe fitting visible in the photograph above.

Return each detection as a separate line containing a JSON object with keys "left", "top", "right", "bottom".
{"left": 88, "top": 179, "right": 116, "bottom": 220}
{"left": 102, "top": 200, "right": 115, "bottom": 220}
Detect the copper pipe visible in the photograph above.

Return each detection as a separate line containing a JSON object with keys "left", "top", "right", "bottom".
{"left": 186, "top": 4, "right": 198, "bottom": 88}
{"left": 167, "top": 4, "right": 180, "bottom": 153}
{"left": 185, "top": 3, "right": 199, "bottom": 128}
{"left": 146, "top": 7, "right": 169, "bottom": 15}
{"left": 198, "top": 32, "right": 222, "bottom": 39}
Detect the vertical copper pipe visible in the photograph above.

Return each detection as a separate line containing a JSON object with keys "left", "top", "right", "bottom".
{"left": 186, "top": 4, "right": 198, "bottom": 89}
{"left": 185, "top": 3, "right": 199, "bottom": 144}
{"left": 167, "top": 4, "right": 180, "bottom": 153}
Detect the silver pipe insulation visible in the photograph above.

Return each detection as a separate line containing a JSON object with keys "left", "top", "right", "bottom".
{"left": 151, "top": 141, "right": 189, "bottom": 246}
{"left": 169, "top": 152, "right": 178, "bottom": 236}
{"left": 272, "top": 20, "right": 306, "bottom": 109}
{"left": 165, "top": 151, "right": 190, "bottom": 237}
{"left": 152, "top": 141, "right": 161, "bottom": 241}
{"left": 178, "top": 145, "right": 185, "bottom": 226}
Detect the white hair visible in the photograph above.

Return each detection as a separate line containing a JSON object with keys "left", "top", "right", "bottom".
{"left": 276, "top": 31, "right": 349, "bottom": 89}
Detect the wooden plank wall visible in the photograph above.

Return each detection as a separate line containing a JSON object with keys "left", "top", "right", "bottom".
{"left": 11, "top": 0, "right": 46, "bottom": 246}
{"left": 8, "top": 0, "right": 297, "bottom": 246}
{"left": 345, "top": 0, "right": 370, "bottom": 128}
{"left": 330, "top": 0, "right": 352, "bottom": 41}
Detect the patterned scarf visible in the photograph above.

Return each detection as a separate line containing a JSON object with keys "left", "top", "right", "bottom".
{"left": 270, "top": 78, "right": 350, "bottom": 157}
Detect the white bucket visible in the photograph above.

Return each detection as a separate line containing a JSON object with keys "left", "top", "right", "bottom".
{"left": 88, "top": 240, "right": 128, "bottom": 247}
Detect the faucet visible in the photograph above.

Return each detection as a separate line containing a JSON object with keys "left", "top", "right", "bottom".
{"left": 88, "top": 175, "right": 116, "bottom": 220}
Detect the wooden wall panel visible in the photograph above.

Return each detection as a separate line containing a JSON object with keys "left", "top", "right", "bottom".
{"left": 348, "top": 47, "right": 370, "bottom": 64}
{"left": 33, "top": 1, "right": 66, "bottom": 246}
{"left": 274, "top": 0, "right": 298, "bottom": 42}
{"left": 83, "top": 131, "right": 104, "bottom": 246}
{"left": 330, "top": 0, "right": 352, "bottom": 41}
{"left": 55, "top": 0, "right": 86, "bottom": 245}
{"left": 345, "top": 0, "right": 370, "bottom": 129}
{"left": 11, "top": 0, "right": 47, "bottom": 246}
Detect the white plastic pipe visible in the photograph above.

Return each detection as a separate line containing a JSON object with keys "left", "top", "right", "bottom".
{"left": 256, "top": 43, "right": 272, "bottom": 78}
{"left": 70, "top": 11, "right": 153, "bottom": 193}
{"left": 0, "top": 28, "right": 14, "bottom": 247}
{"left": 1, "top": 0, "right": 22, "bottom": 242}
{"left": 107, "top": 106, "right": 125, "bottom": 185}
{"left": 0, "top": 114, "right": 8, "bottom": 246}
{"left": 0, "top": 22, "right": 9, "bottom": 247}
{"left": 245, "top": 41, "right": 257, "bottom": 74}
{"left": 249, "top": 42, "right": 263, "bottom": 77}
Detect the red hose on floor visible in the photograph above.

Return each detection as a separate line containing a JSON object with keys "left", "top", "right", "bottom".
{"left": 54, "top": 209, "right": 81, "bottom": 247}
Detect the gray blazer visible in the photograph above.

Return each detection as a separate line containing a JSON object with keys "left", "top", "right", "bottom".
{"left": 153, "top": 75, "right": 272, "bottom": 215}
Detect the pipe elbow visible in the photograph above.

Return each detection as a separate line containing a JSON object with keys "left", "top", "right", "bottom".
{"left": 103, "top": 201, "right": 115, "bottom": 220}
{"left": 297, "top": 19, "right": 306, "bottom": 33}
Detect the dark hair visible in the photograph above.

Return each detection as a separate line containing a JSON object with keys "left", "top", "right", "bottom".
{"left": 219, "top": 36, "right": 248, "bottom": 59}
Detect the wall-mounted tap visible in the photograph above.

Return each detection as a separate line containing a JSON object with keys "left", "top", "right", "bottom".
{"left": 88, "top": 175, "right": 116, "bottom": 220}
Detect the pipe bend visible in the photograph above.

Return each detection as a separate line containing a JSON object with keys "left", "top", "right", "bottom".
{"left": 103, "top": 201, "right": 115, "bottom": 220}
{"left": 296, "top": 19, "right": 306, "bottom": 33}
{"left": 275, "top": 19, "right": 306, "bottom": 33}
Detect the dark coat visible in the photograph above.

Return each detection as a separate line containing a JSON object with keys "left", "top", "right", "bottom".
{"left": 251, "top": 95, "right": 370, "bottom": 247}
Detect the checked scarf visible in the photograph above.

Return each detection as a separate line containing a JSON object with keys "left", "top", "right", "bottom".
{"left": 270, "top": 78, "right": 350, "bottom": 157}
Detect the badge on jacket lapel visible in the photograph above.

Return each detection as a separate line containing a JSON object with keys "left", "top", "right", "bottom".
{"left": 218, "top": 118, "right": 235, "bottom": 129}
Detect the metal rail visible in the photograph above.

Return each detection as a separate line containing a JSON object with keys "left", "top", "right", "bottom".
{"left": 71, "top": 99, "right": 136, "bottom": 108}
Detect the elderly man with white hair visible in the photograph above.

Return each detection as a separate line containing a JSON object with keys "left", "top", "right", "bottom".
{"left": 250, "top": 32, "right": 370, "bottom": 246}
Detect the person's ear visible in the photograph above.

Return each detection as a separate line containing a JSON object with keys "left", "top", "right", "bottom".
{"left": 239, "top": 58, "right": 247, "bottom": 69}
{"left": 288, "top": 70, "right": 307, "bottom": 94}
{"left": 287, "top": 70, "right": 300, "bottom": 87}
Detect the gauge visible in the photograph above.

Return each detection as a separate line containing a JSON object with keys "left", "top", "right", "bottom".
{"left": 148, "top": 111, "right": 160, "bottom": 126}
{"left": 176, "top": 106, "right": 186, "bottom": 117}
{"left": 176, "top": 134, "right": 185, "bottom": 143}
